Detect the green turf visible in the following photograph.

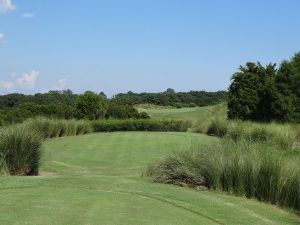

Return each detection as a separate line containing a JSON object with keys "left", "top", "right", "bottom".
{"left": 0, "top": 132, "right": 299, "bottom": 225}
{"left": 140, "top": 104, "right": 227, "bottom": 133}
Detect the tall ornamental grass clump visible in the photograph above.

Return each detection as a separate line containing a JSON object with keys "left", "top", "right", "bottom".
{"left": 0, "top": 124, "right": 42, "bottom": 176}
{"left": 147, "top": 140, "right": 300, "bottom": 211}
{"left": 206, "top": 119, "right": 228, "bottom": 137}
{"left": 25, "top": 117, "right": 92, "bottom": 139}
{"left": 206, "top": 120, "right": 298, "bottom": 150}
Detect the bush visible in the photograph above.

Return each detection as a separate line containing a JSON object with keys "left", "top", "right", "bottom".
{"left": 172, "top": 103, "right": 183, "bottom": 108}
{"left": 137, "top": 112, "right": 150, "bottom": 119}
{"left": 92, "top": 119, "right": 189, "bottom": 133}
{"left": 148, "top": 140, "right": 300, "bottom": 211}
{"left": 76, "top": 91, "right": 108, "bottom": 120}
{"left": 188, "top": 103, "right": 197, "bottom": 108}
{"left": 0, "top": 124, "right": 42, "bottom": 176}
{"left": 107, "top": 104, "right": 149, "bottom": 119}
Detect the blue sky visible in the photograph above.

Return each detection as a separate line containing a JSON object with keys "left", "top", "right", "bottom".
{"left": 1, "top": 0, "right": 300, "bottom": 96}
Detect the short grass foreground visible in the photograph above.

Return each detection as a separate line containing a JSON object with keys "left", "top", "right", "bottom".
{"left": 0, "top": 132, "right": 299, "bottom": 225}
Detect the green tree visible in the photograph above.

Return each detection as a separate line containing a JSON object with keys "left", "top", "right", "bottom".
{"left": 271, "top": 60, "right": 295, "bottom": 121}
{"left": 228, "top": 62, "right": 262, "bottom": 120}
{"left": 290, "top": 53, "right": 300, "bottom": 121}
{"left": 228, "top": 52, "right": 300, "bottom": 122}
{"left": 76, "top": 91, "right": 108, "bottom": 120}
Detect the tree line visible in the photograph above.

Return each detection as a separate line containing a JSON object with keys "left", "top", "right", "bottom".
{"left": 228, "top": 52, "right": 300, "bottom": 122}
{"left": 0, "top": 89, "right": 227, "bottom": 125}
{"left": 0, "top": 91, "right": 148, "bottom": 125}
{"left": 111, "top": 89, "right": 227, "bottom": 107}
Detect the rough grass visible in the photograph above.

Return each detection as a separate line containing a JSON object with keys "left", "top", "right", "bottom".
{"left": 147, "top": 140, "right": 300, "bottom": 212}
{"left": 24, "top": 117, "right": 93, "bottom": 139}
{"left": 146, "top": 104, "right": 300, "bottom": 148}
{"left": 206, "top": 120, "right": 299, "bottom": 150}
{"left": 0, "top": 124, "right": 42, "bottom": 176}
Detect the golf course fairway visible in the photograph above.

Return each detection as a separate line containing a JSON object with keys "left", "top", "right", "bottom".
{"left": 0, "top": 132, "right": 299, "bottom": 225}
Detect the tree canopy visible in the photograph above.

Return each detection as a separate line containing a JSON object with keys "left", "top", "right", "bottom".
{"left": 76, "top": 91, "right": 108, "bottom": 120}
{"left": 111, "top": 90, "right": 227, "bottom": 107}
{"left": 228, "top": 52, "right": 300, "bottom": 122}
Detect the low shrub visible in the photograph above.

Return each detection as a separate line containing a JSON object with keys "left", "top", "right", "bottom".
{"left": 148, "top": 140, "right": 300, "bottom": 211}
{"left": 0, "top": 124, "right": 42, "bottom": 176}
{"left": 92, "top": 119, "right": 189, "bottom": 132}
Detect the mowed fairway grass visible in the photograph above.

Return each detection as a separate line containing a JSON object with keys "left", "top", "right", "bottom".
{"left": 143, "top": 106, "right": 219, "bottom": 122}
{"left": 141, "top": 104, "right": 227, "bottom": 131}
{"left": 0, "top": 132, "right": 299, "bottom": 225}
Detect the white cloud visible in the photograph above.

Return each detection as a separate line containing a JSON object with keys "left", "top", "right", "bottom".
{"left": 0, "top": 0, "right": 16, "bottom": 14}
{"left": 0, "top": 81, "right": 14, "bottom": 89}
{"left": 16, "top": 70, "right": 39, "bottom": 88}
{"left": 22, "top": 13, "right": 34, "bottom": 18}
{"left": 0, "top": 70, "right": 39, "bottom": 92}
{"left": 0, "top": 33, "right": 5, "bottom": 44}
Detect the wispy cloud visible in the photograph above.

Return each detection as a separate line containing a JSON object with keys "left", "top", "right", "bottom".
{"left": 16, "top": 70, "right": 39, "bottom": 88}
{"left": 0, "top": 33, "right": 5, "bottom": 44}
{"left": 22, "top": 12, "right": 34, "bottom": 18}
{"left": 0, "top": 81, "right": 14, "bottom": 89}
{"left": 0, "top": 70, "right": 39, "bottom": 91}
{"left": 0, "top": 0, "right": 16, "bottom": 14}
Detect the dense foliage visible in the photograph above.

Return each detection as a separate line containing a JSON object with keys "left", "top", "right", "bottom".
{"left": 228, "top": 52, "right": 300, "bottom": 122}
{"left": 106, "top": 103, "right": 149, "bottom": 119}
{"left": 0, "top": 90, "right": 78, "bottom": 108}
{"left": 0, "top": 91, "right": 149, "bottom": 125}
{"left": 111, "top": 89, "right": 227, "bottom": 107}
{"left": 76, "top": 91, "right": 108, "bottom": 120}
